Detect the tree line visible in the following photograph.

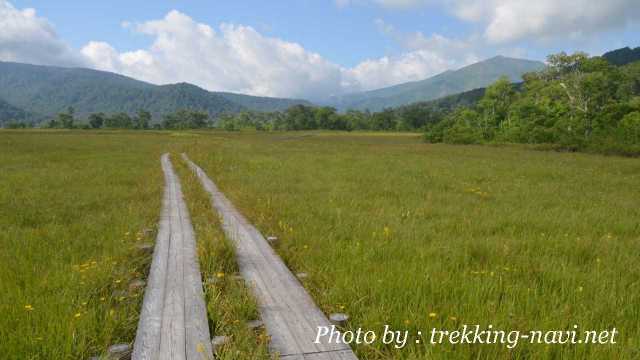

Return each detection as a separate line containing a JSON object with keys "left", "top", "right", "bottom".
{"left": 43, "top": 108, "right": 213, "bottom": 130}
{"left": 39, "top": 104, "right": 442, "bottom": 132}
{"left": 216, "top": 103, "right": 448, "bottom": 131}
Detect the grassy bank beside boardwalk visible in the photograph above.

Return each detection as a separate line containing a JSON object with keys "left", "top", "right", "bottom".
{"left": 174, "top": 157, "right": 271, "bottom": 360}
{"left": 1, "top": 129, "right": 639, "bottom": 359}
{"left": 0, "top": 131, "right": 167, "bottom": 358}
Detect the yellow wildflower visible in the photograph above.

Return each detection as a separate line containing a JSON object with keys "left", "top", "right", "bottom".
{"left": 216, "top": 272, "right": 225, "bottom": 278}
{"left": 429, "top": 312, "right": 437, "bottom": 318}
{"left": 24, "top": 304, "right": 34, "bottom": 311}
{"left": 74, "top": 313, "right": 82, "bottom": 318}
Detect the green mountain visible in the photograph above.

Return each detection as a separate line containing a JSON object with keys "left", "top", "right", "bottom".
{"left": 216, "top": 91, "right": 312, "bottom": 112}
{"left": 0, "top": 61, "right": 310, "bottom": 122}
{"left": 328, "top": 56, "right": 545, "bottom": 111}
{"left": 602, "top": 46, "right": 640, "bottom": 66}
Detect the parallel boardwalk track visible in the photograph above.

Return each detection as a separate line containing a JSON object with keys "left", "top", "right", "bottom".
{"left": 183, "top": 153, "right": 358, "bottom": 360}
{"left": 132, "top": 154, "right": 213, "bottom": 360}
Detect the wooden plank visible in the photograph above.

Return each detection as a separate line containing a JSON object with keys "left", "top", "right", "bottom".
{"left": 182, "top": 154, "right": 358, "bottom": 360}
{"left": 159, "top": 160, "right": 186, "bottom": 360}
{"left": 131, "top": 155, "right": 173, "bottom": 360}
{"left": 132, "top": 154, "right": 213, "bottom": 360}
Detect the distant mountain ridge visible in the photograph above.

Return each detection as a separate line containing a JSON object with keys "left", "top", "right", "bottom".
{"left": 326, "top": 56, "right": 546, "bottom": 111}
{"left": 0, "top": 61, "right": 310, "bottom": 122}
{"left": 602, "top": 47, "right": 640, "bottom": 66}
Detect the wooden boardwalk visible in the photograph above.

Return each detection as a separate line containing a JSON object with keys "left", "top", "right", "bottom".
{"left": 132, "top": 154, "right": 213, "bottom": 360}
{"left": 183, "top": 154, "right": 358, "bottom": 360}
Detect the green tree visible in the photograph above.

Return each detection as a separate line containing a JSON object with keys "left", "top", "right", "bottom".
{"left": 56, "top": 107, "right": 75, "bottom": 129}
{"left": 105, "top": 113, "right": 133, "bottom": 129}
{"left": 134, "top": 110, "right": 151, "bottom": 129}
{"left": 88, "top": 113, "right": 105, "bottom": 129}
{"left": 619, "top": 112, "right": 640, "bottom": 144}
{"left": 478, "top": 77, "right": 516, "bottom": 139}
{"left": 442, "top": 109, "right": 482, "bottom": 144}
{"left": 162, "top": 109, "right": 210, "bottom": 129}
{"left": 371, "top": 109, "right": 396, "bottom": 131}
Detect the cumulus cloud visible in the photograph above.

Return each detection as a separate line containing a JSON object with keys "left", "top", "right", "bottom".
{"left": 458, "top": 0, "right": 640, "bottom": 44}
{"left": 82, "top": 10, "right": 343, "bottom": 99}
{"left": 0, "top": 0, "right": 83, "bottom": 66}
{"left": 347, "top": 19, "right": 478, "bottom": 90}
{"left": 81, "top": 10, "right": 472, "bottom": 98}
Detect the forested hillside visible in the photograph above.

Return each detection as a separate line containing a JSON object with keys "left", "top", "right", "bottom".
{"left": 0, "top": 61, "right": 308, "bottom": 122}
{"left": 602, "top": 47, "right": 640, "bottom": 66}
{"left": 424, "top": 52, "right": 640, "bottom": 155}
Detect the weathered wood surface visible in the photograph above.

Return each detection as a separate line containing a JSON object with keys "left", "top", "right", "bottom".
{"left": 182, "top": 154, "right": 358, "bottom": 360}
{"left": 132, "top": 154, "right": 213, "bottom": 360}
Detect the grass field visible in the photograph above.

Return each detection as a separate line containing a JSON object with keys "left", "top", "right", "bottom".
{"left": 2, "top": 130, "right": 639, "bottom": 359}
{"left": 181, "top": 132, "right": 640, "bottom": 359}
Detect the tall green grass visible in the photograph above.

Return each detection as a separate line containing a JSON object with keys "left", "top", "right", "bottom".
{"left": 182, "top": 131, "right": 640, "bottom": 359}
{"left": 0, "top": 130, "right": 169, "bottom": 359}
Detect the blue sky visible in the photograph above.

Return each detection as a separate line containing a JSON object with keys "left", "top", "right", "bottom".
{"left": 2, "top": 1, "right": 639, "bottom": 99}
{"left": 11, "top": 0, "right": 466, "bottom": 66}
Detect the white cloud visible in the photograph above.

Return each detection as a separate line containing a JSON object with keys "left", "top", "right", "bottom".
{"left": 469, "top": 0, "right": 640, "bottom": 44}
{"left": 344, "top": 49, "right": 465, "bottom": 90}
{"left": 347, "top": 19, "right": 478, "bottom": 90}
{"left": 81, "top": 10, "right": 475, "bottom": 98}
{"left": 0, "top": 0, "right": 82, "bottom": 66}
{"left": 375, "top": 0, "right": 428, "bottom": 9}
{"left": 82, "top": 10, "right": 343, "bottom": 99}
